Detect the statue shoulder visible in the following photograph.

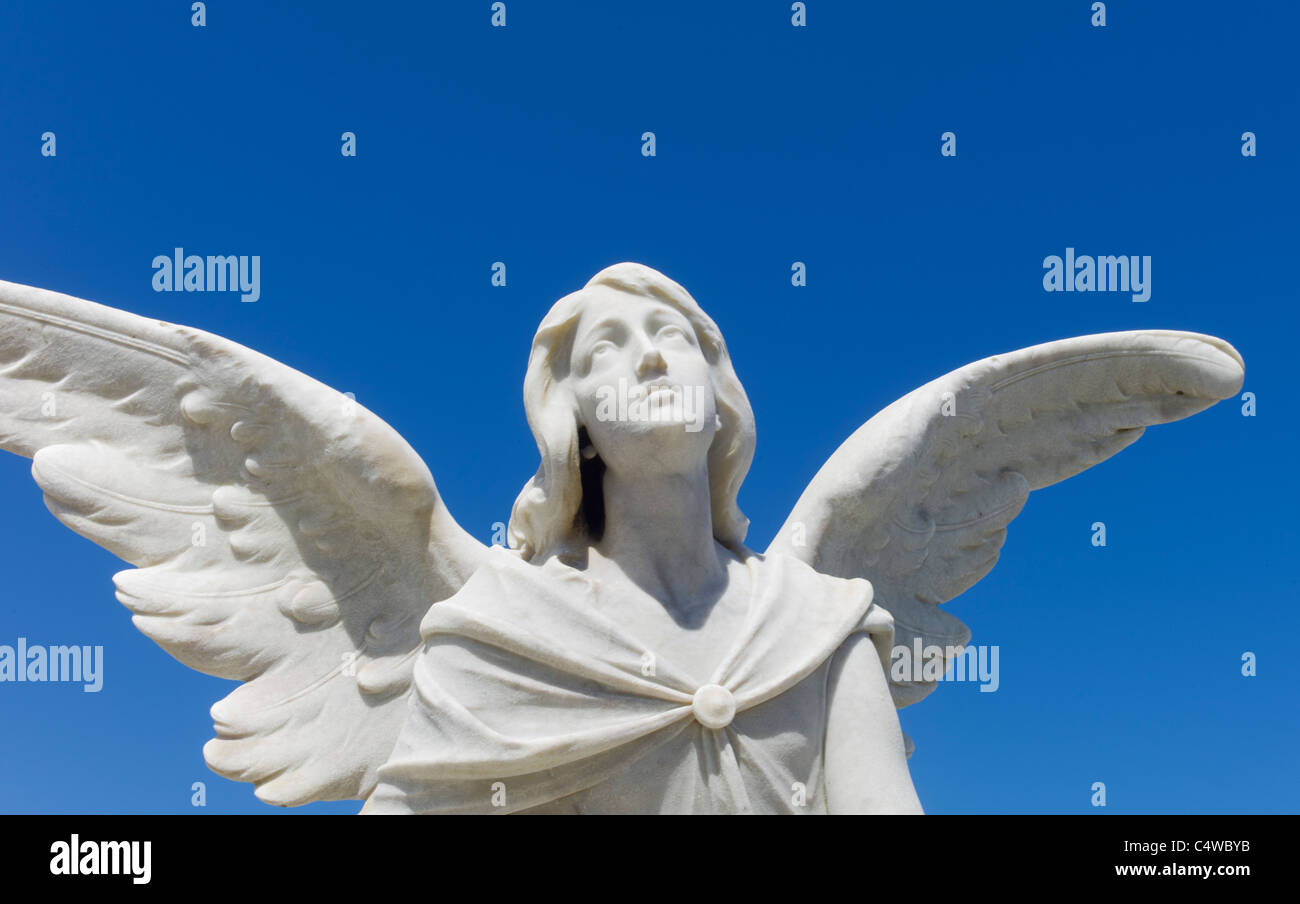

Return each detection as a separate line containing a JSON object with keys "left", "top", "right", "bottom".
{"left": 418, "top": 543, "right": 591, "bottom": 637}
{"left": 745, "top": 548, "right": 876, "bottom": 614}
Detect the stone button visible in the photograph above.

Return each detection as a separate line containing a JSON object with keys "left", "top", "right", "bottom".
{"left": 692, "top": 683, "right": 736, "bottom": 730}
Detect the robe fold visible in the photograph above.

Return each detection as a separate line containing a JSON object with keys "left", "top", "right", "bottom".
{"left": 363, "top": 545, "right": 893, "bottom": 814}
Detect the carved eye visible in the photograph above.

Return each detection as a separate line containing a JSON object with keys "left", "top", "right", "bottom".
{"left": 588, "top": 339, "right": 617, "bottom": 362}
{"left": 657, "top": 324, "right": 689, "bottom": 342}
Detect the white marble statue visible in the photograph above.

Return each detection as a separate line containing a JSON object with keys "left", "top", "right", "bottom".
{"left": 0, "top": 264, "right": 1244, "bottom": 813}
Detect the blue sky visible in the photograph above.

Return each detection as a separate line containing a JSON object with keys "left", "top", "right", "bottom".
{"left": 0, "top": 0, "right": 1295, "bottom": 814}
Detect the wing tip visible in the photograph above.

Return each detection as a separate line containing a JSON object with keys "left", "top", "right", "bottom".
{"left": 1134, "top": 330, "right": 1245, "bottom": 399}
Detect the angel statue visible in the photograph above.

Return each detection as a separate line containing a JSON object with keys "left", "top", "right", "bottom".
{"left": 0, "top": 264, "right": 1243, "bottom": 814}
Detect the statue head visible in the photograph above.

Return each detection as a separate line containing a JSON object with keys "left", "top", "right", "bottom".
{"left": 508, "top": 262, "right": 756, "bottom": 561}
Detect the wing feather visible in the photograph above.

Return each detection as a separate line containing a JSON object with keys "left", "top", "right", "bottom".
{"left": 0, "top": 279, "right": 485, "bottom": 805}
{"left": 769, "top": 330, "right": 1244, "bottom": 709}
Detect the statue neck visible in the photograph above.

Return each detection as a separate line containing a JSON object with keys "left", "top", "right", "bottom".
{"left": 593, "top": 464, "right": 728, "bottom": 613}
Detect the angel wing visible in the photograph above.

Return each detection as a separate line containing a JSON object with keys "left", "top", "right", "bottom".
{"left": 0, "top": 279, "right": 487, "bottom": 805}
{"left": 767, "top": 329, "right": 1244, "bottom": 714}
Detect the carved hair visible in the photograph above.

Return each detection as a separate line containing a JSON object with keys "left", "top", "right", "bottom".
{"left": 507, "top": 262, "right": 755, "bottom": 561}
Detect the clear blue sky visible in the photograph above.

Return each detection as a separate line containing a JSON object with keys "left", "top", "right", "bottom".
{"left": 0, "top": 1, "right": 1294, "bottom": 814}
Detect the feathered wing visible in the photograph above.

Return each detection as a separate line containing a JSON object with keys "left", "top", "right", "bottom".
{"left": 767, "top": 330, "right": 1244, "bottom": 711}
{"left": 0, "top": 279, "right": 487, "bottom": 805}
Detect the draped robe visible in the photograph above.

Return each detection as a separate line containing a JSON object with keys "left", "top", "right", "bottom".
{"left": 363, "top": 545, "right": 894, "bottom": 814}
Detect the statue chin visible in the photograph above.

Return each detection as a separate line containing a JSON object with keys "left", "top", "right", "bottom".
{"left": 586, "top": 414, "right": 716, "bottom": 476}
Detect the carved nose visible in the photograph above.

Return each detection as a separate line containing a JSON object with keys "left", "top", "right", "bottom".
{"left": 635, "top": 347, "right": 667, "bottom": 381}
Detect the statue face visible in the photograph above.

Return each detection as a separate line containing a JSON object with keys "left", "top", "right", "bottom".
{"left": 565, "top": 287, "right": 718, "bottom": 476}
